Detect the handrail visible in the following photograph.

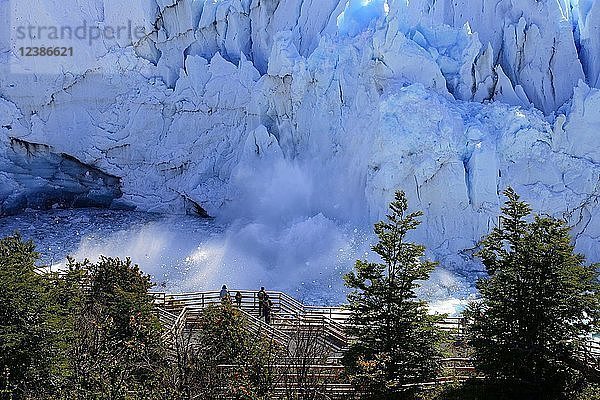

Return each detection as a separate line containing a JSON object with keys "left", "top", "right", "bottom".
{"left": 164, "top": 305, "right": 291, "bottom": 348}
{"left": 153, "top": 290, "right": 404, "bottom": 350}
{"left": 273, "top": 292, "right": 349, "bottom": 337}
{"left": 152, "top": 290, "right": 600, "bottom": 399}
{"left": 151, "top": 290, "right": 600, "bottom": 356}
{"left": 152, "top": 290, "right": 350, "bottom": 352}
{"left": 236, "top": 307, "right": 291, "bottom": 345}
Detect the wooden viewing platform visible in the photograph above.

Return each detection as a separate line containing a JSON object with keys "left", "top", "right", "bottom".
{"left": 150, "top": 290, "right": 600, "bottom": 398}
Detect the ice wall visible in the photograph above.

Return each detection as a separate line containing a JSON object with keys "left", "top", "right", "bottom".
{"left": 383, "top": 0, "right": 589, "bottom": 112}
{"left": 572, "top": 0, "right": 600, "bottom": 87}
{"left": 1, "top": 0, "right": 600, "bottom": 282}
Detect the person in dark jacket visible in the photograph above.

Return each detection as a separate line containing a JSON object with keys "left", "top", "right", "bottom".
{"left": 257, "top": 287, "right": 266, "bottom": 316}
{"left": 264, "top": 298, "right": 273, "bottom": 324}
{"left": 235, "top": 291, "right": 242, "bottom": 307}
{"left": 220, "top": 285, "right": 230, "bottom": 304}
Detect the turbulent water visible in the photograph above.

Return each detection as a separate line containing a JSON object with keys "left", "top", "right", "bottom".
{"left": 0, "top": 209, "right": 359, "bottom": 305}
{"left": 0, "top": 208, "right": 471, "bottom": 311}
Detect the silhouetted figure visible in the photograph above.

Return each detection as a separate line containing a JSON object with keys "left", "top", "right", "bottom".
{"left": 235, "top": 291, "right": 242, "bottom": 307}
{"left": 220, "top": 285, "right": 230, "bottom": 304}
{"left": 264, "top": 298, "right": 273, "bottom": 324}
{"left": 257, "top": 287, "right": 266, "bottom": 316}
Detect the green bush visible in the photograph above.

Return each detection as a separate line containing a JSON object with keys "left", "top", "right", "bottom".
{"left": 165, "top": 303, "right": 281, "bottom": 399}
{"left": 52, "top": 256, "right": 166, "bottom": 399}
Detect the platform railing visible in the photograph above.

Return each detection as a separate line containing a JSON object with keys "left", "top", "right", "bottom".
{"left": 152, "top": 290, "right": 350, "bottom": 351}
{"left": 151, "top": 289, "right": 599, "bottom": 398}
{"left": 151, "top": 291, "right": 600, "bottom": 357}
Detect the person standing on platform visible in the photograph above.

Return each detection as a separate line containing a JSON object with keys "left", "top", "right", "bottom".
{"left": 235, "top": 291, "right": 242, "bottom": 307}
{"left": 264, "top": 298, "right": 273, "bottom": 324}
{"left": 257, "top": 287, "right": 266, "bottom": 316}
{"left": 220, "top": 285, "right": 230, "bottom": 304}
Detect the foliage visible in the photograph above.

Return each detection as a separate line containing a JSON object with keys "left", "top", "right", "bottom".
{"left": 466, "top": 187, "right": 600, "bottom": 400}
{"left": 0, "top": 234, "right": 55, "bottom": 398}
{"left": 342, "top": 191, "right": 445, "bottom": 399}
{"left": 574, "top": 384, "right": 600, "bottom": 400}
{"left": 51, "top": 256, "right": 166, "bottom": 399}
{"left": 421, "top": 380, "right": 600, "bottom": 400}
{"left": 166, "top": 303, "right": 280, "bottom": 399}
{"left": 0, "top": 235, "right": 281, "bottom": 399}
{"left": 3, "top": 184, "right": 598, "bottom": 400}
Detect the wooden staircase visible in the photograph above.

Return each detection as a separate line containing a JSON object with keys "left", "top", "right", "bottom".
{"left": 151, "top": 290, "right": 600, "bottom": 398}
{"left": 153, "top": 290, "right": 351, "bottom": 355}
{"left": 152, "top": 290, "right": 355, "bottom": 397}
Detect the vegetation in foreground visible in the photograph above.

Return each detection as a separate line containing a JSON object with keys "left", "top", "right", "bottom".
{"left": 0, "top": 188, "right": 598, "bottom": 399}
{"left": 342, "top": 191, "right": 445, "bottom": 399}
{"left": 465, "top": 188, "right": 600, "bottom": 399}
{"left": 0, "top": 239, "right": 281, "bottom": 399}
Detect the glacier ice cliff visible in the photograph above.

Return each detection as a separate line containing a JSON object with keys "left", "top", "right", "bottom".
{"left": 1, "top": 0, "right": 600, "bottom": 286}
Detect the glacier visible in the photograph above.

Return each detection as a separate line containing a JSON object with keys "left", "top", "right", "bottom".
{"left": 1, "top": 0, "right": 600, "bottom": 301}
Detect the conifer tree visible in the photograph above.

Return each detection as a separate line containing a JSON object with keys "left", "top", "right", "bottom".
{"left": 343, "top": 191, "right": 444, "bottom": 399}
{"left": 467, "top": 187, "right": 600, "bottom": 399}
{"left": 0, "top": 234, "right": 55, "bottom": 398}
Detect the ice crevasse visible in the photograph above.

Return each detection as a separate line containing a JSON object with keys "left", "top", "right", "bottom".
{"left": 0, "top": 0, "right": 600, "bottom": 281}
